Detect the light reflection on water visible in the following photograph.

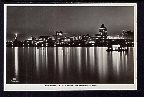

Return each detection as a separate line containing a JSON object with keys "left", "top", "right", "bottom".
{"left": 54, "top": 47, "right": 56, "bottom": 69}
{"left": 14, "top": 47, "right": 18, "bottom": 80}
{"left": 6, "top": 47, "right": 134, "bottom": 84}
{"left": 76, "top": 47, "right": 82, "bottom": 75}
{"left": 112, "top": 52, "right": 120, "bottom": 80}
{"left": 36, "top": 47, "right": 40, "bottom": 75}
{"left": 46, "top": 47, "right": 48, "bottom": 69}
{"left": 97, "top": 47, "right": 108, "bottom": 83}
{"left": 89, "top": 47, "right": 95, "bottom": 74}
{"left": 58, "top": 47, "right": 64, "bottom": 79}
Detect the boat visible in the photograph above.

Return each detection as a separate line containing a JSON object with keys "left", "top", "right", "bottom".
{"left": 106, "top": 45, "right": 128, "bottom": 52}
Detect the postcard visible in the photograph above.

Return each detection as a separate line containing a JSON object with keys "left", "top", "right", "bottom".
{"left": 4, "top": 3, "right": 137, "bottom": 91}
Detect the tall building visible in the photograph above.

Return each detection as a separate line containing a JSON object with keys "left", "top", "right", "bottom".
{"left": 99, "top": 24, "right": 107, "bottom": 36}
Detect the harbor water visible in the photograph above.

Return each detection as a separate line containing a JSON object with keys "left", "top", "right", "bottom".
{"left": 6, "top": 47, "right": 134, "bottom": 84}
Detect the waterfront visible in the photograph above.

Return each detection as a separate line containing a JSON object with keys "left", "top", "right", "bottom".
{"left": 6, "top": 47, "right": 134, "bottom": 84}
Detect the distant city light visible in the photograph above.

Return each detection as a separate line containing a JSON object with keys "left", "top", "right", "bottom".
{"left": 15, "top": 33, "right": 17, "bottom": 37}
{"left": 6, "top": 24, "right": 134, "bottom": 48}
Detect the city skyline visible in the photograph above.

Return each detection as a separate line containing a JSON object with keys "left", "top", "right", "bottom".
{"left": 7, "top": 6, "right": 134, "bottom": 40}
{"left": 6, "top": 24, "right": 134, "bottom": 48}
{"left": 5, "top": 4, "right": 137, "bottom": 91}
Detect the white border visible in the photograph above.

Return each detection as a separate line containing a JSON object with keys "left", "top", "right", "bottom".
{"left": 4, "top": 3, "right": 137, "bottom": 91}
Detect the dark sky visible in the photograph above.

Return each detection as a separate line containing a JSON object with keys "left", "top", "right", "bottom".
{"left": 7, "top": 6, "right": 134, "bottom": 40}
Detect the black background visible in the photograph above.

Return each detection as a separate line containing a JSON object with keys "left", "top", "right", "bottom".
{"left": 0, "top": 0, "right": 144, "bottom": 97}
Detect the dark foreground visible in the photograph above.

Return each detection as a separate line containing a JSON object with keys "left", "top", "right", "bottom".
{"left": 6, "top": 47, "right": 134, "bottom": 84}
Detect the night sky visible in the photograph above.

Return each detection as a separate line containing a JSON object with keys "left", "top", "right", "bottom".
{"left": 7, "top": 6, "right": 134, "bottom": 40}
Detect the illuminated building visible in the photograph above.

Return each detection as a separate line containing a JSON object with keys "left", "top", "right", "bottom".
{"left": 56, "top": 31, "right": 63, "bottom": 36}
{"left": 14, "top": 33, "right": 18, "bottom": 40}
{"left": 99, "top": 24, "right": 107, "bottom": 36}
{"left": 38, "top": 36, "right": 50, "bottom": 40}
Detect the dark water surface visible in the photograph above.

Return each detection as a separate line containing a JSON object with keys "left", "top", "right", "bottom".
{"left": 6, "top": 47, "right": 134, "bottom": 84}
